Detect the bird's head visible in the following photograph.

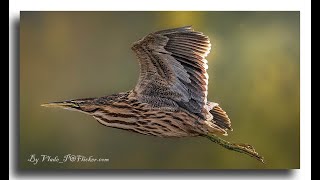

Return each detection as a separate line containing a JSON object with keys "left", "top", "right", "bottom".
{"left": 42, "top": 92, "right": 131, "bottom": 114}
{"left": 41, "top": 98, "right": 97, "bottom": 113}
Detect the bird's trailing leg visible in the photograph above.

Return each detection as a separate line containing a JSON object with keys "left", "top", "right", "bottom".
{"left": 203, "top": 134, "right": 264, "bottom": 163}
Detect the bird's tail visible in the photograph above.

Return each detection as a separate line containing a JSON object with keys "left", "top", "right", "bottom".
{"left": 209, "top": 103, "right": 233, "bottom": 132}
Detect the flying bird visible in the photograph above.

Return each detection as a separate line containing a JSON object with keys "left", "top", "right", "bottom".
{"left": 42, "top": 26, "right": 263, "bottom": 163}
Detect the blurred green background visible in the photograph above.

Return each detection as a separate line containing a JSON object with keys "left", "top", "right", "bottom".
{"left": 20, "top": 12, "right": 300, "bottom": 169}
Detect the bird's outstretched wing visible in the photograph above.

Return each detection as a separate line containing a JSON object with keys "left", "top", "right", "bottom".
{"left": 131, "top": 26, "right": 212, "bottom": 120}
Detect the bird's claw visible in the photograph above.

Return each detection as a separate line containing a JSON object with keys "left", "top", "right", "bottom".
{"left": 231, "top": 143, "right": 264, "bottom": 163}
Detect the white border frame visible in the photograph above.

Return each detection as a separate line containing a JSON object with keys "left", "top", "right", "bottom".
{"left": 9, "top": 0, "right": 311, "bottom": 180}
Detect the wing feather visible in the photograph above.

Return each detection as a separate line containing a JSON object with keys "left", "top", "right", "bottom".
{"left": 131, "top": 26, "right": 212, "bottom": 119}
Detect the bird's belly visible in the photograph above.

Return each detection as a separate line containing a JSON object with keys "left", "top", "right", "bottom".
{"left": 135, "top": 110, "right": 202, "bottom": 137}
{"left": 93, "top": 109, "right": 202, "bottom": 138}
{"left": 137, "top": 121, "right": 198, "bottom": 138}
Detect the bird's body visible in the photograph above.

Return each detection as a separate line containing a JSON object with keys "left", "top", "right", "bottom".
{"left": 57, "top": 91, "right": 230, "bottom": 138}
{"left": 42, "top": 26, "right": 263, "bottom": 163}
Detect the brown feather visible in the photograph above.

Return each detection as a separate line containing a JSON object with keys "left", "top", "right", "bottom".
{"left": 131, "top": 26, "right": 211, "bottom": 120}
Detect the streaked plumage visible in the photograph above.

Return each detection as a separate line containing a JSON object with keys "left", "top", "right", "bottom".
{"left": 42, "top": 26, "right": 263, "bottom": 163}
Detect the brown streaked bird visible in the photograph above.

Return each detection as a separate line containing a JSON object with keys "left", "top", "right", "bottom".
{"left": 42, "top": 26, "right": 264, "bottom": 163}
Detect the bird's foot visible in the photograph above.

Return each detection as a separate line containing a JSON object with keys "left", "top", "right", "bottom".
{"left": 204, "top": 134, "right": 264, "bottom": 163}
{"left": 228, "top": 143, "right": 264, "bottom": 163}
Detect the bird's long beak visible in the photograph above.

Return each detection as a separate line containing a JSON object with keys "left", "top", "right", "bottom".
{"left": 41, "top": 101, "right": 80, "bottom": 109}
